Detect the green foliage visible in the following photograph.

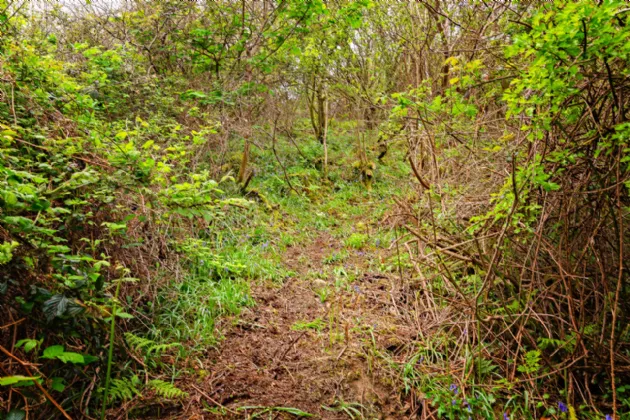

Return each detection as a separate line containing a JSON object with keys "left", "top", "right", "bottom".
{"left": 0, "top": 376, "right": 38, "bottom": 387}
{"left": 0, "top": 12, "right": 255, "bottom": 415}
{"left": 238, "top": 406, "right": 314, "bottom": 418}
{"left": 292, "top": 318, "right": 325, "bottom": 332}
{"left": 0, "top": 0, "right": 626, "bottom": 418}
{"left": 15, "top": 338, "right": 40, "bottom": 353}
{"left": 323, "top": 250, "right": 349, "bottom": 265}
{"left": 0, "top": 241, "right": 18, "bottom": 264}
{"left": 322, "top": 400, "right": 366, "bottom": 419}
{"left": 314, "top": 286, "right": 330, "bottom": 303}
{"left": 517, "top": 350, "right": 542, "bottom": 375}
{"left": 125, "top": 333, "right": 182, "bottom": 357}
{"left": 106, "top": 377, "right": 141, "bottom": 403}
{"left": 147, "top": 379, "right": 188, "bottom": 400}
{"left": 104, "top": 376, "right": 188, "bottom": 403}
{"left": 41, "top": 345, "right": 86, "bottom": 365}
{"left": 345, "top": 233, "right": 368, "bottom": 249}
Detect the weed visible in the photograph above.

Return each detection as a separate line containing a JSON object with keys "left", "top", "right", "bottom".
{"left": 151, "top": 276, "right": 253, "bottom": 351}
{"left": 315, "top": 286, "right": 330, "bottom": 303}
{"left": 292, "top": 318, "right": 325, "bottom": 332}
{"left": 322, "top": 400, "right": 367, "bottom": 419}
{"left": 345, "top": 233, "right": 368, "bottom": 249}
{"left": 323, "top": 250, "right": 349, "bottom": 264}
{"left": 238, "top": 406, "right": 314, "bottom": 418}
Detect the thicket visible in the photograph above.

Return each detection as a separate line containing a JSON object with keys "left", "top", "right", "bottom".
{"left": 0, "top": 0, "right": 628, "bottom": 419}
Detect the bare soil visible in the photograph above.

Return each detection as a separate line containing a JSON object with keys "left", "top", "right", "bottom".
{"left": 191, "top": 234, "right": 419, "bottom": 419}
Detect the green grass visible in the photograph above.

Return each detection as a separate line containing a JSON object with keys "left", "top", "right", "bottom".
{"left": 151, "top": 276, "right": 253, "bottom": 350}
{"left": 148, "top": 205, "right": 291, "bottom": 353}
{"left": 291, "top": 318, "right": 325, "bottom": 332}
{"left": 322, "top": 400, "right": 367, "bottom": 419}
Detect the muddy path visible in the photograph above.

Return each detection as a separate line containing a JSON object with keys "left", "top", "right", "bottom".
{"left": 197, "top": 231, "right": 420, "bottom": 419}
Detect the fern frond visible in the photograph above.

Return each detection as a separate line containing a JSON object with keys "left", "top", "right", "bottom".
{"left": 125, "top": 332, "right": 155, "bottom": 351}
{"left": 147, "top": 379, "right": 189, "bottom": 399}
{"left": 107, "top": 378, "right": 140, "bottom": 403}
{"left": 146, "top": 342, "right": 181, "bottom": 355}
{"left": 125, "top": 333, "right": 181, "bottom": 356}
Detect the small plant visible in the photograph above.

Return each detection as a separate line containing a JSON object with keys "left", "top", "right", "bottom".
{"left": 125, "top": 333, "right": 182, "bottom": 357}
{"left": 237, "top": 406, "right": 314, "bottom": 417}
{"left": 345, "top": 233, "right": 368, "bottom": 249}
{"left": 322, "top": 400, "right": 366, "bottom": 419}
{"left": 106, "top": 377, "right": 141, "bottom": 403}
{"left": 323, "top": 250, "right": 349, "bottom": 264}
{"left": 333, "top": 266, "right": 351, "bottom": 290}
{"left": 147, "top": 379, "right": 189, "bottom": 399}
{"left": 518, "top": 350, "right": 541, "bottom": 375}
{"left": 292, "top": 318, "right": 325, "bottom": 332}
{"left": 315, "top": 286, "right": 330, "bottom": 303}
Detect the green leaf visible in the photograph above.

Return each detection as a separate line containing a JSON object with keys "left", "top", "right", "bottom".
{"left": 3, "top": 191, "right": 18, "bottom": 206}
{"left": 51, "top": 377, "right": 66, "bottom": 392}
{"left": 0, "top": 376, "right": 38, "bottom": 386}
{"left": 42, "top": 294, "right": 69, "bottom": 321}
{"left": 42, "top": 345, "right": 64, "bottom": 359}
{"left": 41, "top": 345, "right": 85, "bottom": 364}
{"left": 45, "top": 245, "right": 71, "bottom": 254}
{"left": 2, "top": 216, "right": 35, "bottom": 232}
{"left": 114, "top": 309, "right": 134, "bottom": 319}
{"left": 6, "top": 409, "right": 26, "bottom": 420}
{"left": 57, "top": 352, "right": 84, "bottom": 364}
{"left": 16, "top": 339, "right": 39, "bottom": 353}
{"left": 82, "top": 354, "right": 99, "bottom": 364}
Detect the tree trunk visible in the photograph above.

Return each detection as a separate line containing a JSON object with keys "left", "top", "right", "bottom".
{"left": 238, "top": 139, "right": 250, "bottom": 185}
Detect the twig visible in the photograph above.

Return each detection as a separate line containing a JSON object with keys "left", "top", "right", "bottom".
{"left": 267, "top": 117, "right": 299, "bottom": 195}
{"left": 0, "top": 318, "right": 25, "bottom": 329}
{"left": 610, "top": 147, "right": 624, "bottom": 418}
{"left": 0, "top": 344, "right": 72, "bottom": 420}
{"left": 408, "top": 155, "right": 430, "bottom": 190}
{"left": 190, "top": 384, "right": 239, "bottom": 415}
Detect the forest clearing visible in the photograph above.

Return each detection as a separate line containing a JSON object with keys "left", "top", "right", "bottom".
{"left": 0, "top": 0, "right": 629, "bottom": 419}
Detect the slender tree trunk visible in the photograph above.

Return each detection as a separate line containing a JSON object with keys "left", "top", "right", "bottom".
{"left": 238, "top": 139, "right": 250, "bottom": 184}
{"left": 321, "top": 83, "right": 329, "bottom": 179}
{"left": 316, "top": 81, "right": 327, "bottom": 144}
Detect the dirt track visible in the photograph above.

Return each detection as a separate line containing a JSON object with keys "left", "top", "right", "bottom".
{"left": 200, "top": 234, "right": 419, "bottom": 419}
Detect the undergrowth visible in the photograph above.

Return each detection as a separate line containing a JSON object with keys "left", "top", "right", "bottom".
{"left": 1, "top": 1, "right": 628, "bottom": 419}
